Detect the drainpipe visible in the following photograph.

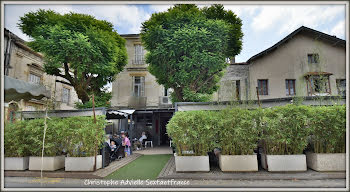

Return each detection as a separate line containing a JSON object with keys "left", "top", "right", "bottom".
{"left": 4, "top": 31, "right": 13, "bottom": 76}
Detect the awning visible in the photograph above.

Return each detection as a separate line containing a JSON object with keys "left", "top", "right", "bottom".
{"left": 107, "top": 110, "right": 135, "bottom": 119}
{"left": 304, "top": 72, "right": 333, "bottom": 77}
{"left": 4, "top": 76, "right": 51, "bottom": 102}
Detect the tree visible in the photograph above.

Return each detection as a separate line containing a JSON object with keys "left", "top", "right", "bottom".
{"left": 19, "top": 10, "right": 127, "bottom": 104}
{"left": 141, "top": 4, "right": 243, "bottom": 102}
{"left": 75, "top": 91, "right": 112, "bottom": 109}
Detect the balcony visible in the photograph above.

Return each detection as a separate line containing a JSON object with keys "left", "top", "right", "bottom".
{"left": 132, "top": 60, "right": 146, "bottom": 65}
{"left": 128, "top": 96, "right": 147, "bottom": 108}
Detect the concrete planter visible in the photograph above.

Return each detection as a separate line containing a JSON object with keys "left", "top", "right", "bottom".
{"left": 4, "top": 157, "right": 29, "bottom": 170}
{"left": 29, "top": 155, "right": 65, "bottom": 171}
{"left": 261, "top": 153, "right": 306, "bottom": 172}
{"left": 174, "top": 153, "right": 210, "bottom": 172}
{"left": 219, "top": 154, "right": 258, "bottom": 172}
{"left": 306, "top": 152, "right": 345, "bottom": 171}
{"left": 65, "top": 155, "right": 102, "bottom": 171}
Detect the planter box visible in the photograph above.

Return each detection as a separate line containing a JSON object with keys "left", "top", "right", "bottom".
{"left": 65, "top": 155, "right": 102, "bottom": 171}
{"left": 261, "top": 153, "right": 306, "bottom": 172}
{"left": 219, "top": 154, "right": 258, "bottom": 172}
{"left": 306, "top": 152, "right": 345, "bottom": 171}
{"left": 29, "top": 156, "right": 65, "bottom": 171}
{"left": 174, "top": 153, "right": 209, "bottom": 172}
{"left": 4, "top": 157, "right": 29, "bottom": 170}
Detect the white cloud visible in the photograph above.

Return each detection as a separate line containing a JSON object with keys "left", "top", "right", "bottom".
{"left": 330, "top": 20, "right": 345, "bottom": 39}
{"left": 251, "top": 5, "right": 345, "bottom": 35}
{"left": 149, "top": 5, "right": 172, "bottom": 13}
{"left": 224, "top": 5, "right": 260, "bottom": 17}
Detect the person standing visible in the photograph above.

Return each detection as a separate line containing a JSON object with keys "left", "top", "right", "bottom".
{"left": 121, "top": 132, "right": 131, "bottom": 156}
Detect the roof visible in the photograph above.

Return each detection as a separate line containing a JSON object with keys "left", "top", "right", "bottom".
{"left": 4, "top": 28, "right": 43, "bottom": 58}
{"left": 120, "top": 34, "right": 140, "bottom": 38}
{"left": 247, "top": 26, "right": 346, "bottom": 63}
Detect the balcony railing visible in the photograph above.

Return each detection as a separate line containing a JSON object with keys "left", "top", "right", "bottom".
{"left": 132, "top": 60, "right": 146, "bottom": 65}
{"left": 128, "top": 96, "right": 147, "bottom": 108}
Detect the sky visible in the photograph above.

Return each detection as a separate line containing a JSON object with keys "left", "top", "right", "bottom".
{"left": 4, "top": 3, "right": 346, "bottom": 62}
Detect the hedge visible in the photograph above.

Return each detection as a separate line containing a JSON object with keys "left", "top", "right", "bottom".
{"left": 4, "top": 116, "right": 106, "bottom": 157}
{"left": 167, "top": 105, "right": 346, "bottom": 156}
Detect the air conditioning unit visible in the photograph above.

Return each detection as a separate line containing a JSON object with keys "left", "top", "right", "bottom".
{"left": 159, "top": 96, "right": 172, "bottom": 105}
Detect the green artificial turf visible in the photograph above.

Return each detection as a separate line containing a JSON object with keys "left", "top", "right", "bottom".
{"left": 105, "top": 154, "right": 172, "bottom": 180}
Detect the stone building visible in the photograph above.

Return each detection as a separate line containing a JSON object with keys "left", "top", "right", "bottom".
{"left": 110, "top": 26, "right": 346, "bottom": 146}
{"left": 110, "top": 34, "right": 173, "bottom": 146}
{"left": 4, "top": 28, "right": 79, "bottom": 114}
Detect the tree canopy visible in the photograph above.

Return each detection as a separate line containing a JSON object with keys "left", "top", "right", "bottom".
{"left": 19, "top": 9, "right": 127, "bottom": 104}
{"left": 141, "top": 4, "right": 243, "bottom": 102}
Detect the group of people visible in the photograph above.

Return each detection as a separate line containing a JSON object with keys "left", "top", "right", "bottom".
{"left": 107, "top": 131, "right": 131, "bottom": 160}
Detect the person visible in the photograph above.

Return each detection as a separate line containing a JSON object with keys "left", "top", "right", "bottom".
{"left": 110, "top": 141, "right": 117, "bottom": 152}
{"left": 112, "top": 134, "right": 122, "bottom": 146}
{"left": 133, "top": 132, "right": 147, "bottom": 150}
{"left": 121, "top": 132, "right": 131, "bottom": 156}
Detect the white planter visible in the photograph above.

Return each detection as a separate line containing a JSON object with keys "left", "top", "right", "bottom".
{"left": 261, "top": 153, "right": 306, "bottom": 172}
{"left": 29, "top": 155, "right": 65, "bottom": 171}
{"left": 4, "top": 157, "right": 29, "bottom": 170}
{"left": 219, "top": 154, "right": 258, "bottom": 172}
{"left": 174, "top": 153, "right": 209, "bottom": 172}
{"left": 306, "top": 152, "right": 345, "bottom": 172}
{"left": 65, "top": 155, "right": 102, "bottom": 171}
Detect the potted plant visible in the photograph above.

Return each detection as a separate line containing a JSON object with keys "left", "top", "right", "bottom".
{"left": 306, "top": 105, "right": 346, "bottom": 171}
{"left": 4, "top": 120, "right": 30, "bottom": 170}
{"left": 260, "top": 105, "right": 310, "bottom": 172}
{"left": 27, "top": 118, "right": 65, "bottom": 171}
{"left": 64, "top": 116, "right": 106, "bottom": 171}
{"left": 217, "top": 108, "right": 259, "bottom": 172}
{"left": 167, "top": 111, "right": 216, "bottom": 172}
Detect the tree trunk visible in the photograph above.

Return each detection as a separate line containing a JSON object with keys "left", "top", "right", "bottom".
{"left": 173, "top": 87, "right": 184, "bottom": 102}
{"left": 73, "top": 83, "right": 90, "bottom": 104}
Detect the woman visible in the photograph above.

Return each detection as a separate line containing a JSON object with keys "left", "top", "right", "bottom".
{"left": 121, "top": 132, "right": 131, "bottom": 156}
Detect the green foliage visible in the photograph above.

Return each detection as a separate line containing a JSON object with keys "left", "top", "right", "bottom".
{"left": 26, "top": 118, "right": 64, "bottom": 156}
{"left": 167, "top": 111, "right": 219, "bottom": 156}
{"left": 60, "top": 116, "right": 106, "bottom": 157}
{"left": 141, "top": 4, "right": 242, "bottom": 102}
{"left": 4, "top": 116, "right": 106, "bottom": 157}
{"left": 19, "top": 10, "right": 127, "bottom": 103}
{"left": 75, "top": 91, "right": 112, "bottom": 109}
{"left": 4, "top": 121, "right": 30, "bottom": 157}
{"left": 308, "top": 105, "right": 346, "bottom": 153}
{"left": 168, "top": 105, "right": 346, "bottom": 156}
{"left": 201, "top": 4, "right": 243, "bottom": 57}
{"left": 218, "top": 108, "right": 259, "bottom": 155}
{"left": 260, "top": 105, "right": 311, "bottom": 155}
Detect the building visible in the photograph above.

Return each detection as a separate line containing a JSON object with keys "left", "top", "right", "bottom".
{"left": 110, "top": 26, "right": 346, "bottom": 145}
{"left": 4, "top": 28, "right": 79, "bottom": 114}
{"left": 215, "top": 26, "right": 346, "bottom": 101}
{"left": 110, "top": 34, "right": 173, "bottom": 146}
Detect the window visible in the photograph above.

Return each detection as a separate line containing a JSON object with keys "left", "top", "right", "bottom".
{"left": 26, "top": 105, "right": 36, "bottom": 111}
{"left": 257, "top": 79, "right": 268, "bottom": 95}
{"left": 285, "top": 79, "right": 296, "bottom": 96}
{"left": 308, "top": 53, "right": 319, "bottom": 64}
{"left": 62, "top": 87, "right": 70, "bottom": 104}
{"left": 132, "top": 76, "right": 145, "bottom": 97}
{"left": 28, "top": 73, "right": 41, "bottom": 84}
{"left": 307, "top": 75, "right": 330, "bottom": 95}
{"left": 134, "top": 44, "right": 144, "bottom": 65}
{"left": 336, "top": 79, "right": 346, "bottom": 96}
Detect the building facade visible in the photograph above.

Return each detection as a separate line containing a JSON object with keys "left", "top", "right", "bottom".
{"left": 110, "top": 26, "right": 346, "bottom": 146}
{"left": 110, "top": 34, "right": 173, "bottom": 146}
{"left": 217, "top": 26, "right": 346, "bottom": 101}
{"left": 4, "top": 28, "right": 79, "bottom": 113}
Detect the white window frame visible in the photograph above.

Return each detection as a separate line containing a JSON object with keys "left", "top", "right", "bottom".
{"left": 28, "top": 73, "right": 41, "bottom": 84}
{"left": 132, "top": 76, "right": 145, "bottom": 97}
{"left": 62, "top": 87, "right": 70, "bottom": 104}
{"left": 134, "top": 44, "right": 144, "bottom": 65}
